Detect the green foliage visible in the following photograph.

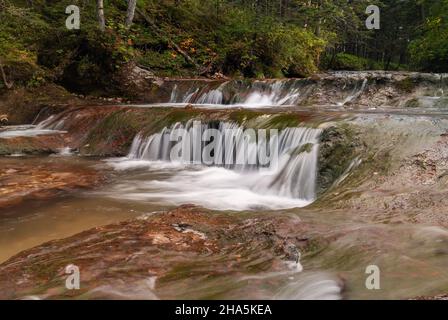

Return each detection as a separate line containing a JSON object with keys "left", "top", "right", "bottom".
{"left": 255, "top": 24, "right": 325, "bottom": 77}
{"left": 0, "top": 2, "right": 49, "bottom": 86}
{"left": 1, "top": 0, "right": 447, "bottom": 94}
{"left": 323, "top": 53, "right": 380, "bottom": 71}
{"left": 130, "top": 3, "right": 326, "bottom": 78}
{"left": 409, "top": 1, "right": 448, "bottom": 72}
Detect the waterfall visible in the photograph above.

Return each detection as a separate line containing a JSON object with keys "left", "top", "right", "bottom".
{"left": 163, "top": 71, "right": 448, "bottom": 109}
{"left": 338, "top": 78, "right": 368, "bottom": 106}
{"left": 125, "top": 122, "right": 321, "bottom": 202}
{"left": 0, "top": 115, "right": 66, "bottom": 139}
{"left": 168, "top": 80, "right": 304, "bottom": 107}
{"left": 166, "top": 77, "right": 376, "bottom": 107}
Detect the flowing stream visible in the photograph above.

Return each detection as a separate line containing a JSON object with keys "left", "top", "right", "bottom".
{"left": 101, "top": 121, "right": 321, "bottom": 210}
{"left": 2, "top": 73, "right": 448, "bottom": 299}
{"left": 169, "top": 80, "right": 304, "bottom": 107}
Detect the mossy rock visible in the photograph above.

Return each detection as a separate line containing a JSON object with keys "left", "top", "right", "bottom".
{"left": 292, "top": 142, "right": 314, "bottom": 155}
{"left": 396, "top": 78, "right": 417, "bottom": 93}
{"left": 316, "top": 124, "right": 363, "bottom": 196}
{"left": 404, "top": 98, "right": 421, "bottom": 108}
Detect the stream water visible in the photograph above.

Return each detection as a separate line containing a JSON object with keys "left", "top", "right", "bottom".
{"left": 1, "top": 73, "right": 448, "bottom": 299}
{"left": 2, "top": 154, "right": 448, "bottom": 299}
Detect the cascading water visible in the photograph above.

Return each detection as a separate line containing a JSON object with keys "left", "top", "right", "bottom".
{"left": 0, "top": 115, "right": 66, "bottom": 139}
{"left": 160, "top": 71, "right": 448, "bottom": 109}
{"left": 338, "top": 78, "right": 368, "bottom": 106}
{"left": 35, "top": 115, "right": 66, "bottom": 131}
{"left": 105, "top": 121, "right": 322, "bottom": 210}
{"left": 169, "top": 80, "right": 305, "bottom": 107}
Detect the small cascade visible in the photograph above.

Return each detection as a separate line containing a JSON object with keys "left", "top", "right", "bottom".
{"left": 243, "top": 81, "right": 303, "bottom": 106}
{"left": 168, "top": 80, "right": 305, "bottom": 107}
{"left": 0, "top": 115, "right": 66, "bottom": 139}
{"left": 162, "top": 71, "right": 448, "bottom": 109}
{"left": 338, "top": 78, "right": 368, "bottom": 106}
{"left": 124, "top": 121, "right": 321, "bottom": 203}
{"left": 36, "top": 115, "right": 66, "bottom": 131}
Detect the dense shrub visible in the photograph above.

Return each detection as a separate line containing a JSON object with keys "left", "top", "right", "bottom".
{"left": 323, "top": 53, "right": 378, "bottom": 71}
{"left": 409, "top": 16, "right": 448, "bottom": 72}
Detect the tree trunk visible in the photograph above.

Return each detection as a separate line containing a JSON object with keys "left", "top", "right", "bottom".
{"left": 0, "top": 60, "right": 13, "bottom": 90}
{"left": 125, "top": 0, "right": 137, "bottom": 29}
{"left": 97, "top": 0, "right": 105, "bottom": 31}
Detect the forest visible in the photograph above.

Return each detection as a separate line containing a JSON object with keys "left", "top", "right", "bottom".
{"left": 0, "top": 0, "right": 447, "bottom": 94}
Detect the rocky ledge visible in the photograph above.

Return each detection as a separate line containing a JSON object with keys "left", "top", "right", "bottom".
{"left": 0, "top": 205, "right": 318, "bottom": 300}
{"left": 0, "top": 159, "right": 104, "bottom": 211}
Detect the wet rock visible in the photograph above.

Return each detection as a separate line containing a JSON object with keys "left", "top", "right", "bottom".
{"left": 316, "top": 124, "right": 363, "bottom": 196}
{"left": 29, "top": 106, "right": 335, "bottom": 157}
{"left": 0, "top": 84, "right": 83, "bottom": 125}
{"left": 0, "top": 160, "right": 104, "bottom": 210}
{"left": 0, "top": 205, "right": 314, "bottom": 299}
{"left": 322, "top": 120, "right": 448, "bottom": 227}
{"left": 112, "top": 63, "right": 165, "bottom": 101}
{"left": 0, "top": 134, "right": 66, "bottom": 156}
{"left": 412, "top": 294, "right": 448, "bottom": 300}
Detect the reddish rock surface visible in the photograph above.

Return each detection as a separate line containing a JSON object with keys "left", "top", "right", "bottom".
{"left": 0, "top": 134, "right": 66, "bottom": 155}
{"left": 0, "top": 205, "right": 314, "bottom": 300}
{"left": 0, "top": 160, "right": 104, "bottom": 210}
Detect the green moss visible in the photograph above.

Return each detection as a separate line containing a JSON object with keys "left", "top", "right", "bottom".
{"left": 261, "top": 113, "right": 302, "bottom": 129}
{"left": 312, "top": 121, "right": 398, "bottom": 208}
{"left": 297, "top": 143, "right": 314, "bottom": 154}
{"left": 0, "top": 139, "right": 54, "bottom": 155}
{"left": 315, "top": 123, "right": 363, "bottom": 197}
{"left": 396, "top": 78, "right": 417, "bottom": 93}
{"left": 404, "top": 98, "right": 421, "bottom": 108}
{"left": 81, "top": 109, "right": 159, "bottom": 156}
{"left": 80, "top": 108, "right": 210, "bottom": 156}
{"left": 162, "top": 109, "right": 203, "bottom": 127}
{"left": 228, "top": 110, "right": 263, "bottom": 125}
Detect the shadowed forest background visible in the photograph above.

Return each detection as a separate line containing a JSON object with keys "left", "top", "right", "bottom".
{"left": 0, "top": 0, "right": 447, "bottom": 95}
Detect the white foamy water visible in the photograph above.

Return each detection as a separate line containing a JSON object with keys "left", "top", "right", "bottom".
{"left": 0, "top": 125, "right": 65, "bottom": 139}
{"left": 0, "top": 116, "right": 67, "bottom": 139}
{"left": 274, "top": 273, "right": 342, "bottom": 300}
{"left": 104, "top": 162, "right": 312, "bottom": 210}
{"left": 102, "top": 122, "right": 321, "bottom": 211}
{"left": 169, "top": 80, "right": 303, "bottom": 107}
{"left": 338, "top": 78, "right": 368, "bottom": 106}
{"left": 51, "top": 147, "right": 73, "bottom": 157}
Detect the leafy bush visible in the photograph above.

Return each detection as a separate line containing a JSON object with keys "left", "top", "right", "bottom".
{"left": 326, "top": 53, "right": 367, "bottom": 71}
{"left": 260, "top": 25, "right": 325, "bottom": 77}
{"left": 0, "top": 3, "right": 49, "bottom": 86}
{"left": 409, "top": 17, "right": 448, "bottom": 72}
{"left": 215, "top": 11, "right": 325, "bottom": 78}
{"left": 322, "top": 53, "right": 383, "bottom": 71}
